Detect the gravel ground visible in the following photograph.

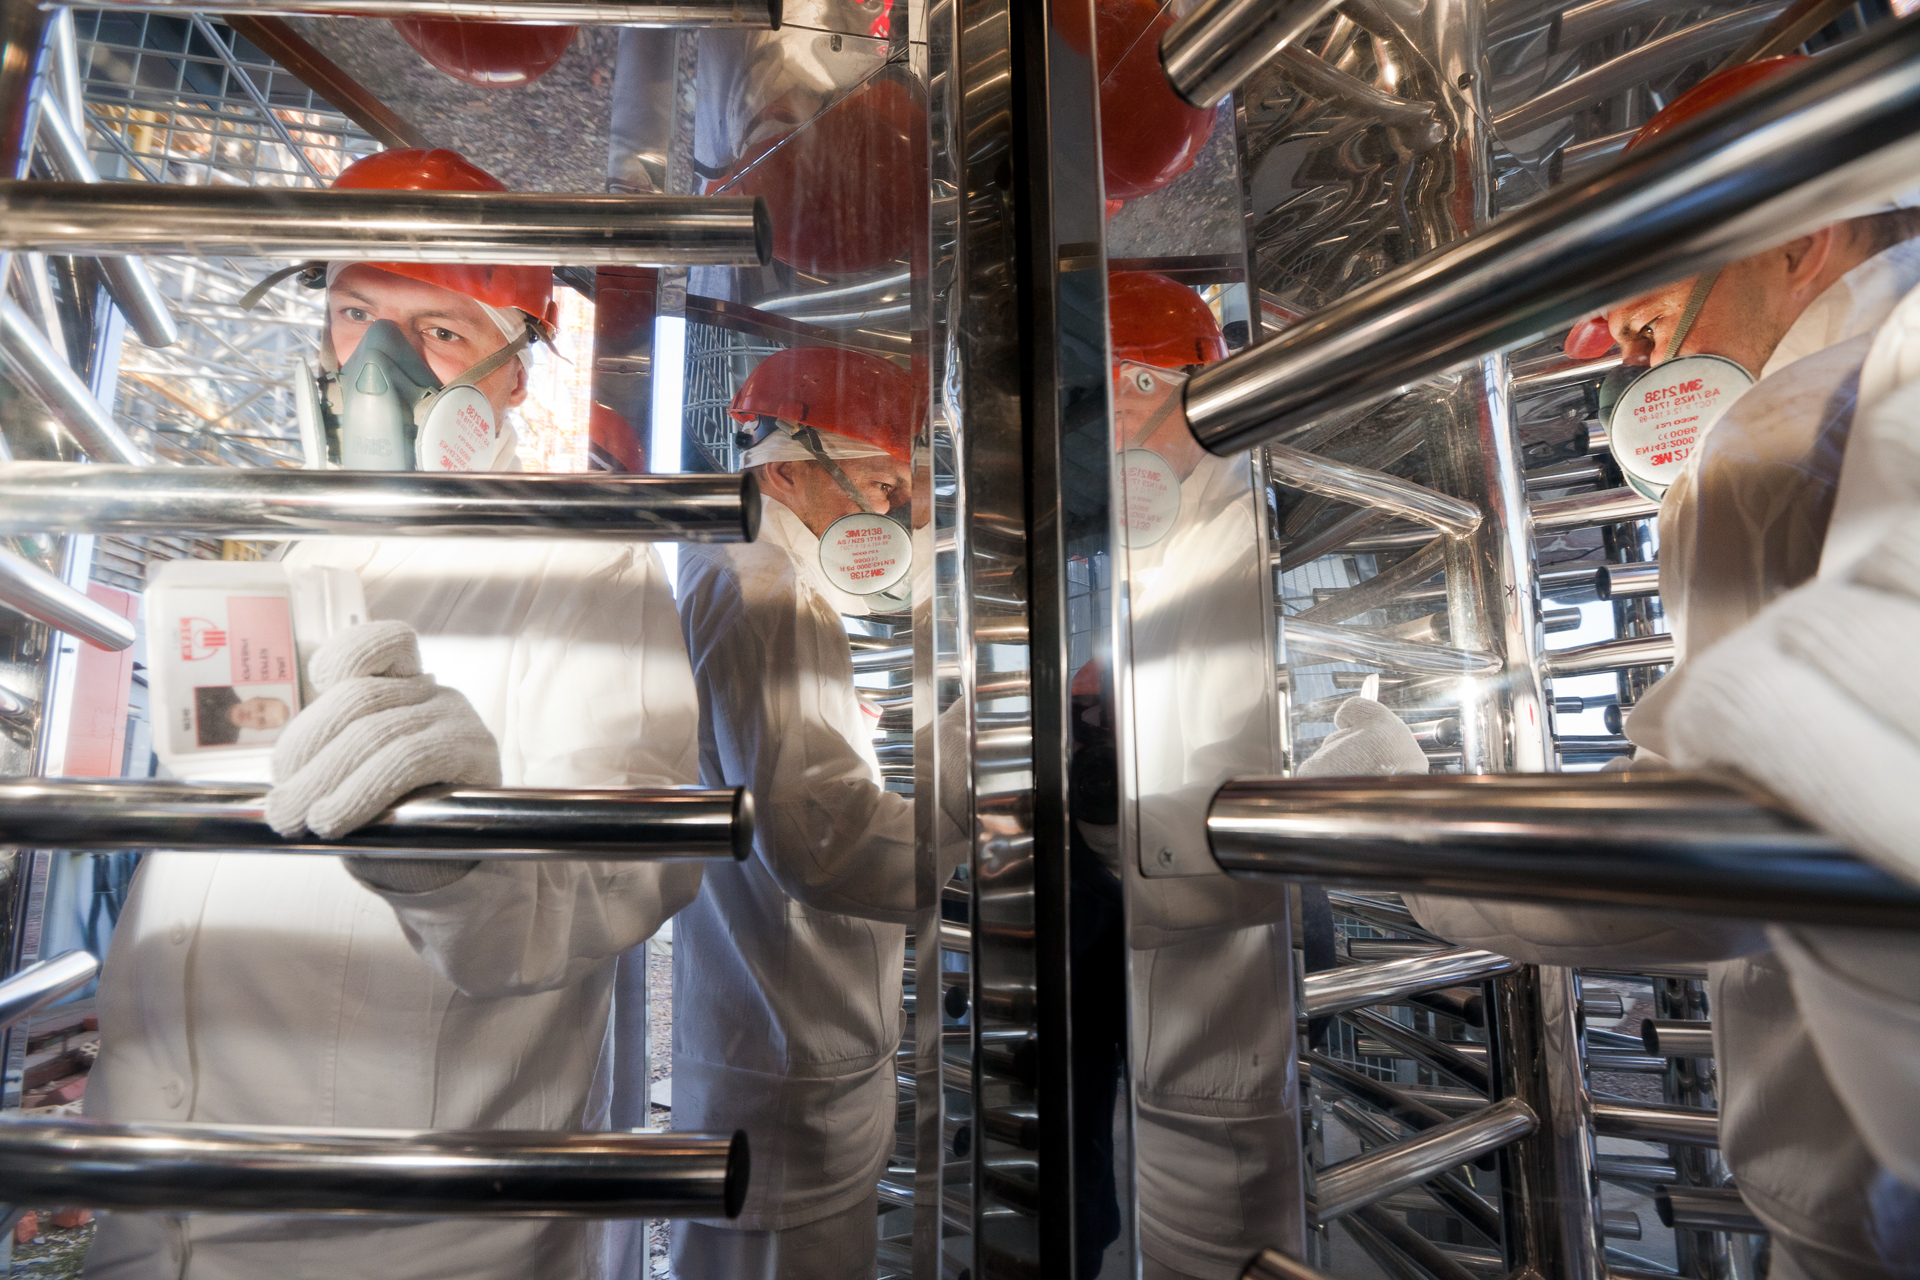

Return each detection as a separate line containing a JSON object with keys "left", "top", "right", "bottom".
{"left": 12, "top": 1216, "right": 94, "bottom": 1279}
{"left": 283, "top": 18, "right": 621, "bottom": 192}
{"left": 647, "top": 938, "right": 674, "bottom": 1279}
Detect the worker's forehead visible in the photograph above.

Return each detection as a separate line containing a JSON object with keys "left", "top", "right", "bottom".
{"left": 1604, "top": 277, "right": 1695, "bottom": 322}
{"left": 327, "top": 265, "right": 491, "bottom": 323}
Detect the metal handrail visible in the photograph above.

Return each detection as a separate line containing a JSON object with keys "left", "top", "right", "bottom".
{"left": 1311, "top": 1098, "right": 1538, "bottom": 1223}
{"left": 0, "top": 545, "right": 136, "bottom": 650}
{"left": 1302, "top": 947, "right": 1516, "bottom": 1020}
{"left": 70, "top": 0, "right": 777, "bottom": 21}
{"left": 0, "top": 1119, "right": 747, "bottom": 1217}
{"left": 0, "top": 779, "right": 753, "bottom": 863}
{"left": 1543, "top": 633, "right": 1673, "bottom": 677}
{"left": 0, "top": 183, "right": 770, "bottom": 268}
{"left": 0, "top": 299, "right": 149, "bottom": 465}
{"left": 1209, "top": 773, "right": 1920, "bottom": 928}
{"left": 1183, "top": 17, "right": 1920, "bottom": 453}
{"left": 0, "top": 465, "right": 759, "bottom": 543}
{"left": 0, "top": 951, "right": 98, "bottom": 1031}
{"left": 1159, "top": 0, "right": 1341, "bottom": 110}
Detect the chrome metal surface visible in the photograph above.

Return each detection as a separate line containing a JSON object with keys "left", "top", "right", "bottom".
{"left": 1159, "top": 0, "right": 1341, "bottom": 110}
{"left": 0, "top": 184, "right": 770, "bottom": 267}
{"left": 1592, "top": 1101, "right": 1719, "bottom": 1147}
{"left": 1302, "top": 946, "right": 1517, "bottom": 1019}
{"left": 0, "top": 949, "right": 96, "bottom": 1030}
{"left": 1595, "top": 1155, "right": 1679, "bottom": 1186}
{"left": 0, "top": 0, "right": 47, "bottom": 182}
{"left": 0, "top": 544, "right": 134, "bottom": 650}
{"left": 1509, "top": 354, "right": 1621, "bottom": 397}
{"left": 1532, "top": 488, "right": 1660, "bottom": 534}
{"left": 1654, "top": 1187, "right": 1762, "bottom": 1233}
{"left": 1266, "top": 443, "right": 1482, "bottom": 537}
{"left": 70, "top": 0, "right": 775, "bottom": 24}
{"left": 0, "top": 299, "right": 148, "bottom": 465}
{"left": 1313, "top": 1098, "right": 1537, "bottom": 1223}
{"left": 0, "top": 1119, "right": 746, "bottom": 1216}
{"left": 1242, "top": 1248, "right": 1339, "bottom": 1280}
{"left": 0, "top": 779, "right": 752, "bottom": 862}
{"left": 1209, "top": 773, "right": 1920, "bottom": 926}
{"left": 1340, "top": 1005, "right": 1489, "bottom": 1092}
{"left": 1186, "top": 20, "right": 1920, "bottom": 452}
{"left": 1284, "top": 619, "right": 1500, "bottom": 676}
{"left": 0, "top": 464, "right": 758, "bottom": 542}
{"left": 1640, "top": 1019, "right": 1714, "bottom": 1059}
{"left": 1544, "top": 634, "right": 1673, "bottom": 677}
{"left": 31, "top": 45, "right": 174, "bottom": 348}
{"left": 1597, "top": 561, "right": 1659, "bottom": 600}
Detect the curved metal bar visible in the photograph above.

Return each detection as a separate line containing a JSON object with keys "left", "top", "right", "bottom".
{"left": 0, "top": 1119, "right": 747, "bottom": 1217}
{"left": 0, "top": 464, "right": 759, "bottom": 542}
{"left": 0, "top": 183, "right": 771, "bottom": 268}
{"left": 1655, "top": 1185, "right": 1763, "bottom": 1232}
{"left": 1159, "top": 0, "right": 1343, "bottom": 110}
{"left": 0, "top": 545, "right": 136, "bottom": 650}
{"left": 1592, "top": 1100, "right": 1719, "bottom": 1146}
{"left": 1302, "top": 946, "right": 1516, "bottom": 1019}
{"left": 53, "top": 0, "right": 776, "bottom": 25}
{"left": 1285, "top": 618, "right": 1500, "bottom": 675}
{"left": 0, "top": 950, "right": 99, "bottom": 1031}
{"left": 1597, "top": 560, "right": 1659, "bottom": 599}
{"left": 1183, "top": 19, "right": 1920, "bottom": 453}
{"left": 0, "top": 300, "right": 149, "bottom": 465}
{"left": 1313, "top": 1098, "right": 1538, "bottom": 1222}
{"left": 1209, "top": 772, "right": 1920, "bottom": 927}
{"left": 1543, "top": 633, "right": 1672, "bottom": 676}
{"left": 34, "top": 91, "right": 178, "bottom": 348}
{"left": 1495, "top": 4, "right": 1787, "bottom": 136}
{"left": 1509, "top": 352, "right": 1620, "bottom": 396}
{"left": 1640, "top": 1018, "right": 1714, "bottom": 1058}
{"left": 0, "top": 779, "right": 753, "bottom": 863}
{"left": 1242, "top": 1247, "right": 1339, "bottom": 1280}
{"left": 1267, "top": 444, "right": 1482, "bottom": 537}
{"left": 1532, "top": 487, "right": 1659, "bottom": 533}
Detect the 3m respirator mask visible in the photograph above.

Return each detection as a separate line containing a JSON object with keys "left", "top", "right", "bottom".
{"left": 298, "top": 318, "right": 525, "bottom": 472}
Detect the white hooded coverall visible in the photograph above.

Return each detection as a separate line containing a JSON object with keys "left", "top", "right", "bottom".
{"left": 671, "top": 495, "right": 914, "bottom": 1271}
{"left": 1411, "top": 236, "right": 1920, "bottom": 1280}
{"left": 84, "top": 537, "right": 702, "bottom": 1280}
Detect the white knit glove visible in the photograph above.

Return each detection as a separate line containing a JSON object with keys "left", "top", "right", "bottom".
{"left": 1663, "top": 512, "right": 1920, "bottom": 884}
{"left": 266, "top": 620, "right": 501, "bottom": 842}
{"left": 1296, "top": 696, "right": 1429, "bottom": 777}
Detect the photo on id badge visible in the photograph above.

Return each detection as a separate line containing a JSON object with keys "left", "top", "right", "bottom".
{"left": 170, "top": 593, "right": 300, "bottom": 754}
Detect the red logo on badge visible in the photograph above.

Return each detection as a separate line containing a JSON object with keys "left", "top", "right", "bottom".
{"left": 179, "top": 618, "right": 226, "bottom": 661}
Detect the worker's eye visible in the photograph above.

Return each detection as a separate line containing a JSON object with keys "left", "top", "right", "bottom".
{"left": 340, "top": 306, "right": 370, "bottom": 323}
{"left": 426, "top": 327, "right": 462, "bottom": 344}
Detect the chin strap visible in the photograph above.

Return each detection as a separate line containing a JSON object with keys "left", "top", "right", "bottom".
{"left": 1665, "top": 268, "right": 1722, "bottom": 361}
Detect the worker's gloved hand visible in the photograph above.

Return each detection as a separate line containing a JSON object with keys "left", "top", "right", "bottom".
{"left": 1663, "top": 512, "right": 1920, "bottom": 884}
{"left": 1296, "top": 695, "right": 1428, "bottom": 778}
{"left": 266, "top": 620, "right": 501, "bottom": 852}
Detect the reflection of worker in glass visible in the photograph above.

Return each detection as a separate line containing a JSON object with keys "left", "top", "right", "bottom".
{"left": 192, "top": 687, "right": 291, "bottom": 746}
{"left": 86, "top": 150, "right": 703, "bottom": 1280}
{"left": 672, "top": 346, "right": 951, "bottom": 1279}
{"left": 1310, "top": 61, "right": 1920, "bottom": 1280}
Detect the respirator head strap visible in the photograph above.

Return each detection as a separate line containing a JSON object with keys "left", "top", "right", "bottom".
{"left": 239, "top": 261, "right": 326, "bottom": 313}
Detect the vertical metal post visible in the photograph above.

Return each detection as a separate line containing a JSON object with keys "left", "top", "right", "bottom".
{"left": 589, "top": 267, "right": 660, "bottom": 472}
{"left": 946, "top": 0, "right": 1113, "bottom": 1270}
{"left": 0, "top": 0, "right": 47, "bottom": 183}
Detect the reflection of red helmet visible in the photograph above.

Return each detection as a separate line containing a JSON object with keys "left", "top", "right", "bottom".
{"left": 391, "top": 20, "right": 576, "bottom": 88}
{"left": 1109, "top": 271, "right": 1226, "bottom": 368}
{"left": 333, "top": 149, "right": 556, "bottom": 326}
{"left": 1060, "top": 0, "right": 1215, "bottom": 201}
{"left": 723, "top": 79, "right": 927, "bottom": 276}
{"left": 1628, "top": 55, "right": 1809, "bottom": 151}
{"left": 729, "top": 346, "right": 919, "bottom": 464}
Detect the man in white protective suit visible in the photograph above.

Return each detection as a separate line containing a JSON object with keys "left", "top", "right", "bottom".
{"left": 1090, "top": 272, "right": 1303, "bottom": 1280}
{"left": 671, "top": 344, "right": 952, "bottom": 1279}
{"left": 83, "top": 150, "right": 704, "bottom": 1280}
{"left": 1298, "top": 60, "right": 1920, "bottom": 1280}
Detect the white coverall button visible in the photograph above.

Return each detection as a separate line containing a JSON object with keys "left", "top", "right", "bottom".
{"left": 169, "top": 921, "right": 189, "bottom": 945}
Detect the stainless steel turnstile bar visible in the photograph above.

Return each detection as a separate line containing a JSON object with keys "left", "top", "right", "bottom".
{"left": 1210, "top": 773, "right": 1920, "bottom": 927}
{"left": 1283, "top": 619, "right": 1500, "bottom": 676}
{"left": 1266, "top": 444, "right": 1483, "bottom": 538}
{"left": 1598, "top": 561, "right": 1661, "bottom": 599}
{"left": 1592, "top": 1100, "right": 1719, "bottom": 1147}
{"left": 1242, "top": 1249, "right": 1340, "bottom": 1280}
{"left": 1158, "top": 0, "right": 1341, "bottom": 110}
{"left": 33, "top": 88, "right": 178, "bottom": 349}
{"left": 1655, "top": 1186, "right": 1764, "bottom": 1234}
{"left": 0, "top": 950, "right": 98, "bottom": 1031}
{"left": 0, "top": 300, "right": 149, "bottom": 465}
{"left": 0, "top": 183, "right": 771, "bottom": 267}
{"left": 1312, "top": 1098, "right": 1538, "bottom": 1223}
{"left": 1301, "top": 946, "right": 1517, "bottom": 1019}
{"left": 0, "top": 464, "right": 759, "bottom": 542}
{"left": 1641, "top": 1019, "right": 1714, "bottom": 1058}
{"left": 0, "top": 544, "right": 136, "bottom": 650}
{"left": 1543, "top": 633, "right": 1673, "bottom": 677}
{"left": 0, "top": 779, "right": 753, "bottom": 862}
{"left": 0, "top": 1120, "right": 747, "bottom": 1216}
{"left": 1183, "top": 15, "right": 1920, "bottom": 453}
{"left": 1531, "top": 488, "right": 1660, "bottom": 533}
{"left": 41, "top": 0, "right": 776, "bottom": 26}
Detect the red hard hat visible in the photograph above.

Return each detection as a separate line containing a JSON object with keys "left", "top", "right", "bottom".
{"left": 1628, "top": 55, "right": 1809, "bottom": 151}
{"left": 1060, "top": 0, "right": 1215, "bottom": 202}
{"left": 332, "top": 149, "right": 555, "bottom": 326}
{"left": 1109, "top": 271, "right": 1227, "bottom": 368}
{"left": 722, "top": 78, "right": 927, "bottom": 277}
{"left": 729, "top": 346, "right": 919, "bottom": 465}
{"left": 391, "top": 19, "right": 576, "bottom": 89}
